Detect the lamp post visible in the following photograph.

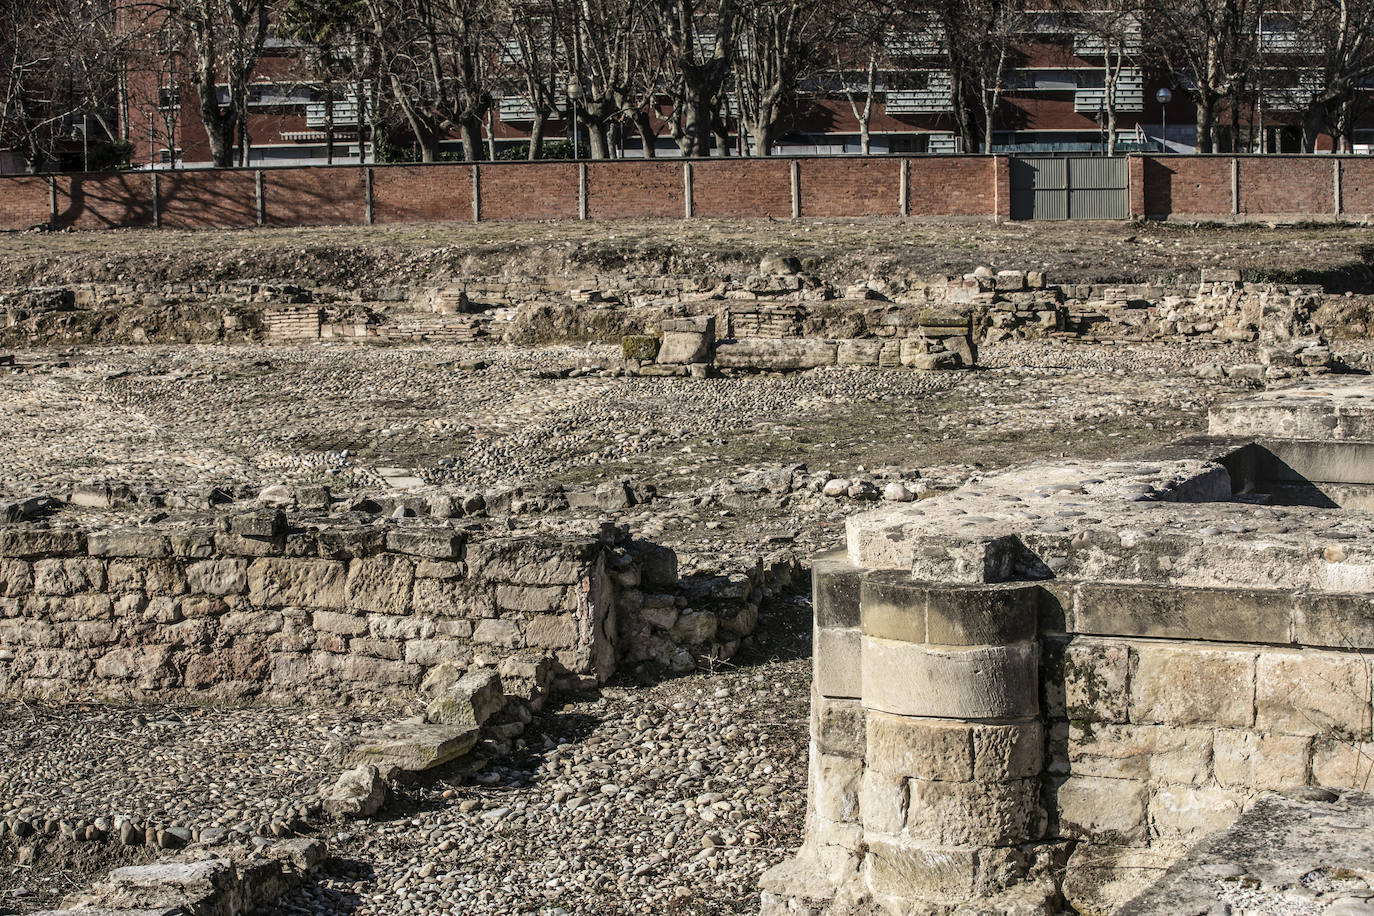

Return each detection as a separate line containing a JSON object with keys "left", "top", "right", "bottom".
{"left": 567, "top": 77, "right": 584, "bottom": 160}
{"left": 1156, "top": 87, "right": 1173, "bottom": 153}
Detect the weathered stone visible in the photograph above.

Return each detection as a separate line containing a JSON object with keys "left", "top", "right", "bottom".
{"left": 346, "top": 555, "right": 415, "bottom": 614}
{"left": 1129, "top": 644, "right": 1256, "bottom": 727}
{"left": 338, "top": 717, "right": 479, "bottom": 772}
{"left": 424, "top": 667, "right": 504, "bottom": 727}
{"left": 1056, "top": 775, "right": 1150, "bottom": 846}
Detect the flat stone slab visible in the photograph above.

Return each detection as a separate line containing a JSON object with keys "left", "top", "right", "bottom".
{"left": 1209, "top": 375, "right": 1374, "bottom": 441}
{"left": 337, "top": 717, "right": 479, "bottom": 772}
{"left": 1118, "top": 789, "right": 1374, "bottom": 916}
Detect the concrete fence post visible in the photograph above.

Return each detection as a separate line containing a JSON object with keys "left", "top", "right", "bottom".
{"left": 472, "top": 164, "right": 482, "bottom": 222}
{"left": 790, "top": 160, "right": 802, "bottom": 219}
{"left": 47, "top": 175, "right": 57, "bottom": 229}
{"left": 151, "top": 171, "right": 161, "bottom": 228}
{"left": 255, "top": 169, "right": 266, "bottom": 227}
{"left": 363, "top": 167, "right": 374, "bottom": 225}
{"left": 683, "top": 161, "right": 694, "bottom": 219}
{"left": 1334, "top": 158, "right": 1343, "bottom": 218}
{"left": 578, "top": 162, "right": 589, "bottom": 220}
{"left": 1230, "top": 158, "right": 1240, "bottom": 217}
{"left": 899, "top": 159, "right": 910, "bottom": 218}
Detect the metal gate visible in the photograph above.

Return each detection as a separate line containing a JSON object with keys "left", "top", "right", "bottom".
{"left": 1010, "top": 156, "right": 1129, "bottom": 220}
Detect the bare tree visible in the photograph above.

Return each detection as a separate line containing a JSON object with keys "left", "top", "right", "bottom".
{"left": 505, "top": 0, "right": 565, "bottom": 158}
{"left": 563, "top": 0, "right": 657, "bottom": 159}
{"left": 647, "top": 0, "right": 737, "bottom": 156}
{"left": 729, "top": 0, "right": 835, "bottom": 155}
{"left": 1282, "top": 0, "right": 1374, "bottom": 151}
{"left": 1074, "top": 0, "right": 1144, "bottom": 154}
{"left": 1140, "top": 0, "right": 1264, "bottom": 152}
{"left": 830, "top": 6, "right": 891, "bottom": 155}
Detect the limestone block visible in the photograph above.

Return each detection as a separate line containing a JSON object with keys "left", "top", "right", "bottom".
{"left": 863, "top": 836, "right": 976, "bottom": 900}
{"left": 338, "top": 717, "right": 479, "bottom": 772}
{"left": 247, "top": 559, "right": 346, "bottom": 609}
{"left": 1293, "top": 593, "right": 1374, "bottom": 650}
{"left": 312, "top": 609, "right": 367, "bottom": 636}
{"left": 385, "top": 528, "right": 462, "bottom": 560}
{"left": 813, "top": 694, "right": 866, "bottom": 758}
{"left": 1311, "top": 738, "right": 1374, "bottom": 787}
{"left": 670, "top": 610, "right": 718, "bottom": 644}
{"left": 495, "top": 584, "right": 567, "bottom": 614}
{"left": 413, "top": 578, "right": 489, "bottom": 618}
{"left": 924, "top": 583, "right": 1039, "bottom": 647}
{"left": 321, "top": 764, "right": 387, "bottom": 819}
{"left": 368, "top": 614, "right": 436, "bottom": 641}
{"left": 905, "top": 776, "right": 1043, "bottom": 846}
{"left": 86, "top": 530, "right": 171, "bottom": 559}
{"left": 403, "top": 639, "right": 472, "bottom": 667}
{"left": 657, "top": 327, "right": 713, "bottom": 365}
{"left": 1150, "top": 785, "right": 1243, "bottom": 842}
{"left": 1128, "top": 644, "right": 1256, "bottom": 727}
{"left": 866, "top": 712, "right": 973, "bottom": 781}
{"left": 1074, "top": 583, "right": 1292, "bottom": 644}
{"left": 1061, "top": 844, "right": 1181, "bottom": 916}
{"left": 1256, "top": 650, "right": 1373, "bottom": 737}
{"left": 465, "top": 539, "right": 594, "bottom": 586}
{"left": 862, "top": 636, "right": 1038, "bottom": 719}
{"left": 836, "top": 339, "right": 883, "bottom": 367}
{"left": 338, "top": 655, "right": 421, "bottom": 686}
{"left": 909, "top": 535, "right": 1022, "bottom": 584}
{"left": 1062, "top": 640, "right": 1130, "bottom": 724}
{"left": 1213, "top": 730, "right": 1311, "bottom": 791}
{"left": 813, "top": 553, "right": 861, "bottom": 629}
{"left": 0, "top": 559, "right": 31, "bottom": 597}
{"left": 971, "top": 721, "right": 1045, "bottom": 781}
{"left": 473, "top": 617, "right": 522, "bottom": 647}
{"left": 425, "top": 666, "right": 504, "bottom": 727}
{"left": 1055, "top": 775, "right": 1150, "bottom": 846}
{"left": 346, "top": 555, "right": 415, "bottom": 614}
{"left": 1068, "top": 724, "right": 1212, "bottom": 784}
{"left": 858, "top": 768, "right": 908, "bottom": 834}
{"left": 87, "top": 859, "right": 235, "bottom": 911}
{"left": 713, "top": 338, "right": 837, "bottom": 371}
{"left": 814, "top": 625, "right": 861, "bottom": 699}
{"left": 0, "top": 528, "right": 84, "bottom": 558}
{"left": 32, "top": 559, "right": 105, "bottom": 596}
{"left": 815, "top": 751, "right": 862, "bottom": 824}
{"left": 622, "top": 335, "right": 659, "bottom": 361}
{"left": 525, "top": 614, "right": 578, "bottom": 649}
{"left": 859, "top": 572, "right": 927, "bottom": 644}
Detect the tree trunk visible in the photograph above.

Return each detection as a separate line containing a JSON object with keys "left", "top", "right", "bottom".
{"left": 1195, "top": 99, "right": 1216, "bottom": 154}
{"left": 630, "top": 111, "right": 656, "bottom": 158}
{"left": 584, "top": 118, "right": 609, "bottom": 159}
{"left": 682, "top": 87, "right": 714, "bottom": 157}
{"left": 459, "top": 117, "right": 483, "bottom": 161}
{"left": 1302, "top": 96, "right": 1326, "bottom": 153}
{"left": 860, "top": 121, "right": 871, "bottom": 155}
{"left": 325, "top": 92, "right": 335, "bottom": 165}
{"left": 529, "top": 112, "right": 546, "bottom": 159}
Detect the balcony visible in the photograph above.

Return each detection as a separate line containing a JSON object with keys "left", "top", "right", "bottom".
{"left": 1074, "top": 69, "right": 1144, "bottom": 113}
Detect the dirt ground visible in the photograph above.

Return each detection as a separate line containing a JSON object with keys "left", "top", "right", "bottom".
{"left": 5, "top": 218, "right": 1374, "bottom": 291}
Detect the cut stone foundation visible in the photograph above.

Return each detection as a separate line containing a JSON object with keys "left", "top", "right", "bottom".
{"left": 764, "top": 377, "right": 1374, "bottom": 916}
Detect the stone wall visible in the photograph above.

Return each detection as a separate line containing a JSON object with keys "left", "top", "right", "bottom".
{"left": 0, "top": 505, "right": 771, "bottom": 707}
{"left": 763, "top": 382, "right": 1374, "bottom": 916}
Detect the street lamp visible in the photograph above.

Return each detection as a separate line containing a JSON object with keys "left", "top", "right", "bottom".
{"left": 566, "top": 77, "right": 584, "bottom": 161}
{"left": 1156, "top": 87, "right": 1173, "bottom": 154}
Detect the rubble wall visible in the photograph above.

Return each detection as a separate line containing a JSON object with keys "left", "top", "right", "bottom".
{"left": 0, "top": 516, "right": 623, "bottom": 706}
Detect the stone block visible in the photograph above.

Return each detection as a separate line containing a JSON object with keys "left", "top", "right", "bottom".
{"left": 859, "top": 571, "right": 927, "bottom": 643}
{"left": 1129, "top": 644, "right": 1256, "bottom": 727}
{"left": 312, "top": 609, "right": 367, "bottom": 636}
{"left": 1255, "top": 650, "right": 1372, "bottom": 737}
{"left": 1213, "top": 730, "right": 1311, "bottom": 791}
{"left": 425, "top": 667, "right": 504, "bottom": 727}
{"left": 862, "top": 636, "right": 1038, "bottom": 719}
{"left": 1150, "top": 785, "right": 1243, "bottom": 841}
{"left": 670, "top": 610, "right": 717, "bottom": 644}
{"left": 864, "top": 836, "right": 976, "bottom": 900}
{"left": 473, "top": 617, "right": 522, "bottom": 647}
{"left": 1055, "top": 775, "right": 1149, "bottom": 846}
{"left": 404, "top": 638, "right": 472, "bottom": 667}
{"left": 247, "top": 559, "right": 347, "bottom": 609}
{"left": 1074, "top": 583, "right": 1291, "bottom": 644}
{"left": 924, "top": 583, "right": 1039, "bottom": 647}
{"left": 971, "top": 721, "right": 1044, "bottom": 781}
{"left": 908, "top": 535, "right": 1022, "bottom": 585}
{"left": 385, "top": 528, "right": 462, "bottom": 559}
{"left": 465, "top": 539, "right": 594, "bottom": 586}
{"left": 814, "top": 625, "right": 861, "bottom": 699}
{"left": 813, "top": 553, "right": 861, "bottom": 629}
{"left": 32, "top": 559, "right": 105, "bottom": 596}
{"left": 814, "top": 694, "right": 865, "bottom": 758}
{"left": 858, "top": 767, "right": 907, "bottom": 834}
{"left": 713, "top": 338, "right": 837, "bottom": 370}
{"left": 413, "top": 578, "right": 489, "bottom": 617}
{"left": 0, "top": 559, "right": 31, "bottom": 597}
{"left": 525, "top": 614, "right": 578, "bottom": 649}
{"left": 495, "top": 584, "right": 567, "bottom": 614}
{"left": 622, "top": 335, "right": 659, "bottom": 361}
{"left": 0, "top": 528, "right": 84, "bottom": 558}
{"left": 346, "top": 555, "right": 415, "bottom": 614}
{"left": 836, "top": 339, "right": 883, "bottom": 367}
{"left": 1061, "top": 640, "right": 1130, "bottom": 724}
{"left": 657, "top": 323, "right": 714, "bottom": 364}
{"left": 1311, "top": 738, "right": 1374, "bottom": 787}
{"left": 338, "top": 717, "right": 479, "bottom": 772}
{"left": 814, "top": 751, "right": 862, "bottom": 824}
{"left": 321, "top": 765, "right": 387, "bottom": 819}
{"left": 1293, "top": 593, "right": 1374, "bottom": 650}
{"left": 1068, "top": 724, "right": 1212, "bottom": 784}
{"left": 87, "top": 530, "right": 171, "bottom": 559}
{"left": 906, "top": 777, "right": 1042, "bottom": 846}
{"left": 865, "top": 711, "right": 973, "bottom": 781}
{"left": 185, "top": 560, "right": 250, "bottom": 596}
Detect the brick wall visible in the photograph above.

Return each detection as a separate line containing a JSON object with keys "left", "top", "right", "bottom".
{"left": 798, "top": 158, "right": 900, "bottom": 218}
{"left": 373, "top": 164, "right": 473, "bottom": 224}
{"left": 478, "top": 162, "right": 579, "bottom": 220}
{"left": 264, "top": 166, "right": 366, "bottom": 227}
{"left": 692, "top": 160, "right": 792, "bottom": 219}
{"left": 1239, "top": 157, "right": 1333, "bottom": 217}
{"left": 587, "top": 161, "right": 684, "bottom": 219}
{"left": 1141, "top": 157, "right": 1233, "bottom": 218}
{"left": 1340, "top": 159, "right": 1374, "bottom": 216}
{"left": 55, "top": 175, "right": 155, "bottom": 230}
{"left": 159, "top": 170, "right": 259, "bottom": 229}
{"left": 0, "top": 177, "right": 52, "bottom": 231}
{"left": 907, "top": 157, "right": 999, "bottom": 218}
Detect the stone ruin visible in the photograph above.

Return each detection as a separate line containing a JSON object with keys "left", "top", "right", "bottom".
{"left": 763, "top": 376, "right": 1374, "bottom": 916}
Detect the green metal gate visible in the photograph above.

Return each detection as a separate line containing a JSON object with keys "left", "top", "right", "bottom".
{"left": 1010, "top": 156, "right": 1128, "bottom": 220}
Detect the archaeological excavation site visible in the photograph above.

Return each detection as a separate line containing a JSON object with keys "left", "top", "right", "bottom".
{"left": 2, "top": 218, "right": 1374, "bottom": 916}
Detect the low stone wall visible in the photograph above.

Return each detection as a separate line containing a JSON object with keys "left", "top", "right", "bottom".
{"left": 764, "top": 381, "right": 1374, "bottom": 916}
{"left": 0, "top": 504, "right": 777, "bottom": 706}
